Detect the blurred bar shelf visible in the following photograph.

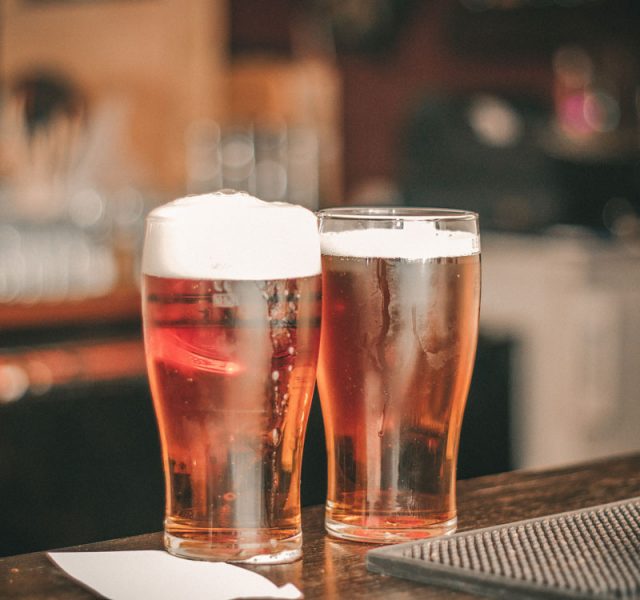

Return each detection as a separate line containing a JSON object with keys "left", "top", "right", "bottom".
{"left": 0, "top": 287, "right": 144, "bottom": 403}
{"left": 0, "top": 287, "right": 141, "bottom": 331}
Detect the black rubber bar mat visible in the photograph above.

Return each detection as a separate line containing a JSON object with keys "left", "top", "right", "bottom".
{"left": 366, "top": 497, "right": 640, "bottom": 599}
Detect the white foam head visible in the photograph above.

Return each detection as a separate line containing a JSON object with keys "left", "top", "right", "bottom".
{"left": 143, "top": 191, "right": 321, "bottom": 280}
{"left": 320, "top": 223, "right": 479, "bottom": 260}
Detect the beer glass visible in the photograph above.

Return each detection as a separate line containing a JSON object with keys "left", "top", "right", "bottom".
{"left": 141, "top": 190, "right": 321, "bottom": 563}
{"left": 317, "top": 207, "right": 480, "bottom": 543}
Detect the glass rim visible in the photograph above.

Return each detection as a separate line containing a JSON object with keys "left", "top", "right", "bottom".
{"left": 316, "top": 206, "right": 478, "bottom": 222}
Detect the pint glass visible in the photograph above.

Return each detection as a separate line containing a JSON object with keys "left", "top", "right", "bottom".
{"left": 317, "top": 208, "right": 480, "bottom": 543}
{"left": 141, "top": 191, "right": 321, "bottom": 563}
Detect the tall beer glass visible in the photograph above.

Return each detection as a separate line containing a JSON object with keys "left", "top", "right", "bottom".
{"left": 317, "top": 207, "right": 480, "bottom": 543}
{"left": 141, "top": 190, "right": 321, "bottom": 563}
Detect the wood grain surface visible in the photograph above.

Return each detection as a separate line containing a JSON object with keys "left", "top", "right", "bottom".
{"left": 1, "top": 453, "right": 639, "bottom": 599}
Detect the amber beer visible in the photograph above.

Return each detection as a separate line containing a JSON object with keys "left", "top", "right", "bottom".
{"left": 317, "top": 209, "right": 480, "bottom": 543}
{"left": 142, "top": 191, "right": 321, "bottom": 563}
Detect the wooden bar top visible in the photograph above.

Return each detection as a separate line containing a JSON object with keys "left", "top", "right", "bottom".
{"left": 1, "top": 453, "right": 639, "bottom": 599}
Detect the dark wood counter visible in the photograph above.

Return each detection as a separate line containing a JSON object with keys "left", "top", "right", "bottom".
{"left": 1, "top": 453, "right": 639, "bottom": 599}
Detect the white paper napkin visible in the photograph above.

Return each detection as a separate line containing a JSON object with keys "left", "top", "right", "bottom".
{"left": 48, "top": 550, "right": 302, "bottom": 600}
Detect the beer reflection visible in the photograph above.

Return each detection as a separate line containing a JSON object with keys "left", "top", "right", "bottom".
{"left": 323, "top": 537, "right": 370, "bottom": 598}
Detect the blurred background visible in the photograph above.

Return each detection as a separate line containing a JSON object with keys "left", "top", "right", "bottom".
{"left": 1, "top": 0, "right": 639, "bottom": 556}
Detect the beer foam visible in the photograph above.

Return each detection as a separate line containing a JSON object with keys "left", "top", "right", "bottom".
{"left": 320, "top": 226, "right": 479, "bottom": 260}
{"left": 143, "top": 191, "right": 321, "bottom": 280}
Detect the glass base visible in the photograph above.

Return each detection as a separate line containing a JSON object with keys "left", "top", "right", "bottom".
{"left": 325, "top": 515, "right": 457, "bottom": 544}
{"left": 164, "top": 531, "right": 302, "bottom": 564}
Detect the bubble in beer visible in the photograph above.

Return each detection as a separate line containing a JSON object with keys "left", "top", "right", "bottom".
{"left": 143, "top": 190, "right": 321, "bottom": 280}
{"left": 269, "top": 428, "right": 281, "bottom": 446}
